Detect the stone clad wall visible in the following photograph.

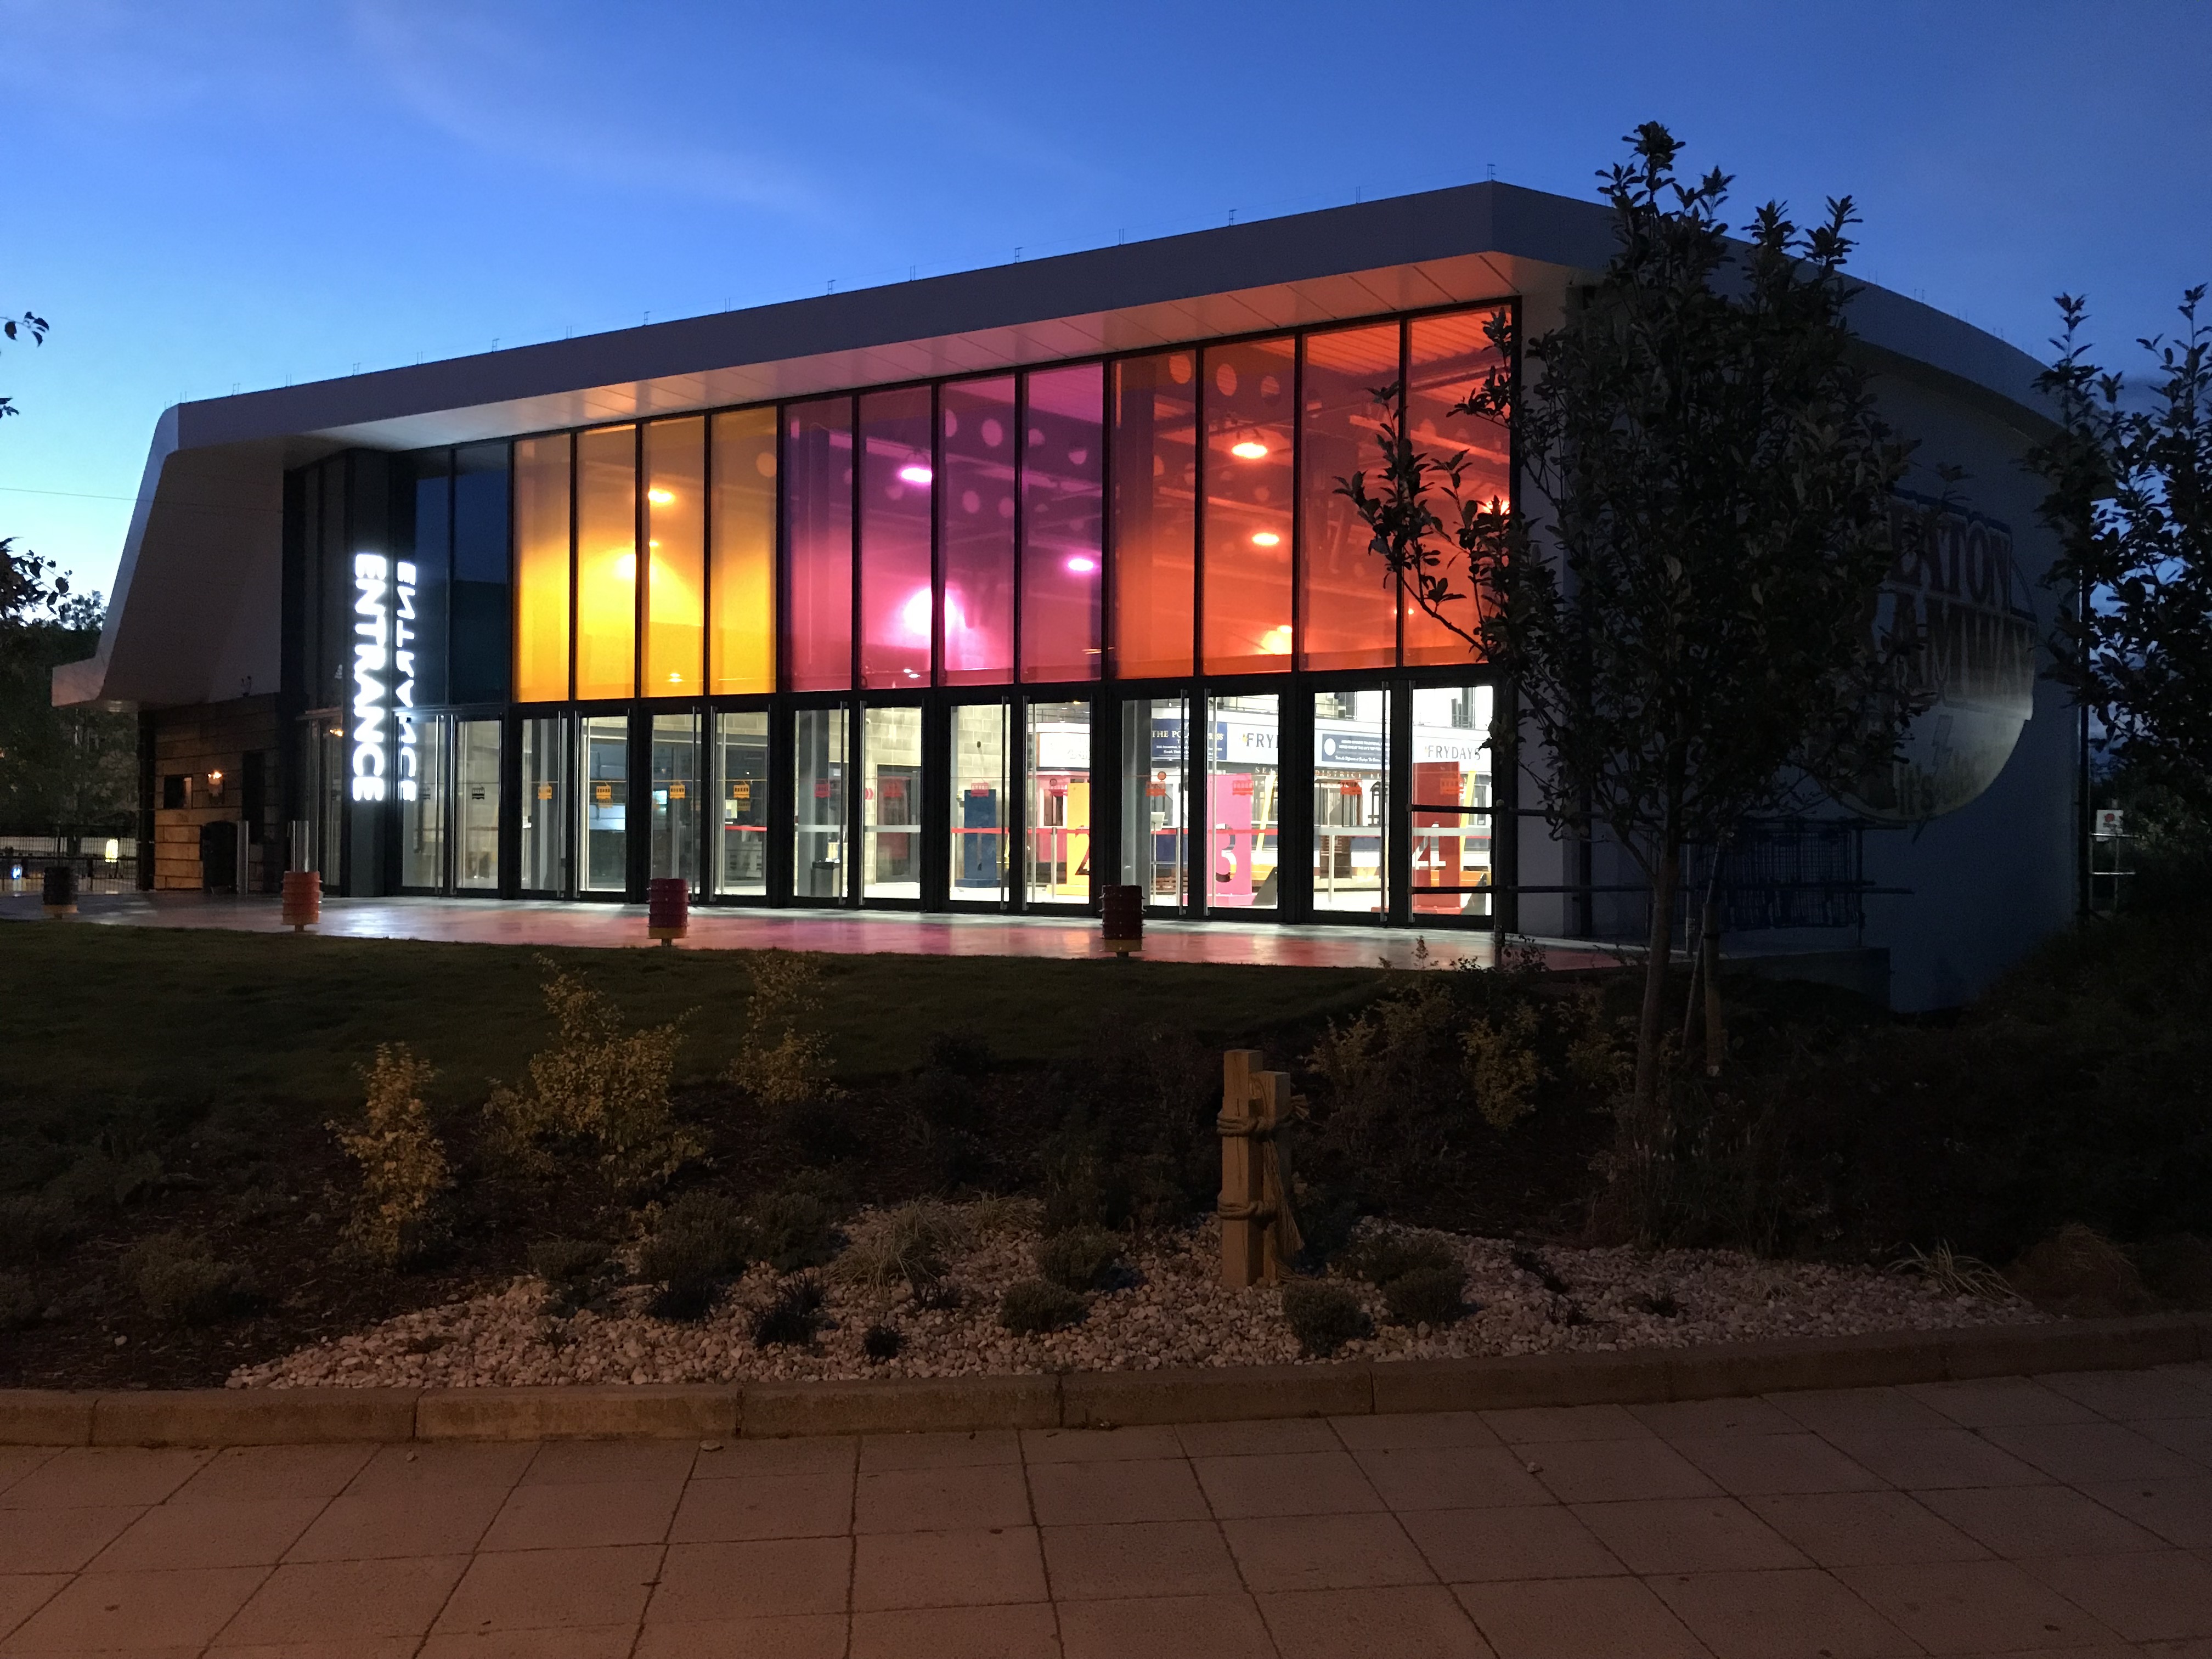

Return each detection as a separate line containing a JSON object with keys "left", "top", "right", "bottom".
{"left": 149, "top": 696, "right": 283, "bottom": 892}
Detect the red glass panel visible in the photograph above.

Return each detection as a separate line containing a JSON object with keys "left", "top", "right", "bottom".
{"left": 1300, "top": 324, "right": 1401, "bottom": 670}
{"left": 1406, "top": 308, "right": 1510, "bottom": 665}
{"left": 784, "top": 397, "right": 853, "bottom": 691}
{"left": 1201, "top": 338, "right": 1294, "bottom": 674}
{"left": 1109, "top": 353, "right": 1196, "bottom": 679}
{"left": 858, "top": 386, "right": 933, "bottom": 689}
{"left": 939, "top": 376, "right": 1015, "bottom": 685}
{"left": 1021, "top": 363, "right": 1103, "bottom": 682}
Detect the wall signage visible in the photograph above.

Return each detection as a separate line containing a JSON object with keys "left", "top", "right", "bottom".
{"left": 347, "top": 555, "right": 419, "bottom": 804}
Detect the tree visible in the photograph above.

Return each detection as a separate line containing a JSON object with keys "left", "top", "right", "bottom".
{"left": 2028, "top": 289, "right": 2212, "bottom": 814}
{"left": 1340, "top": 125, "right": 1917, "bottom": 1222}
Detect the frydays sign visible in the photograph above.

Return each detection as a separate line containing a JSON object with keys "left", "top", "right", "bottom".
{"left": 348, "top": 554, "right": 419, "bottom": 804}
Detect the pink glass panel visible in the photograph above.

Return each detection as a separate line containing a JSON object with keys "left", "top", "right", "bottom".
{"left": 1300, "top": 324, "right": 1401, "bottom": 670}
{"left": 1020, "top": 363, "right": 1103, "bottom": 682}
{"left": 858, "top": 386, "right": 933, "bottom": 689}
{"left": 1406, "top": 308, "right": 1510, "bottom": 665}
{"left": 784, "top": 397, "right": 854, "bottom": 691}
{"left": 1202, "top": 338, "right": 1295, "bottom": 674}
{"left": 939, "top": 376, "right": 1015, "bottom": 685}
{"left": 1109, "top": 353, "right": 1197, "bottom": 679}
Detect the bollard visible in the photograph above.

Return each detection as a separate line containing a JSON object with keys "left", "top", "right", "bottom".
{"left": 647, "top": 877, "right": 689, "bottom": 947}
{"left": 1218, "top": 1050, "right": 1304, "bottom": 1287}
{"left": 1100, "top": 883, "right": 1143, "bottom": 957}
{"left": 281, "top": 870, "right": 320, "bottom": 932}
{"left": 41, "top": 865, "right": 77, "bottom": 918}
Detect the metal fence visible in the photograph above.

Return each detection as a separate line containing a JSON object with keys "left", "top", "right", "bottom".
{"left": 0, "top": 840, "right": 138, "bottom": 897}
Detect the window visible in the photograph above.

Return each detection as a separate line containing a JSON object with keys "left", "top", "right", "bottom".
{"left": 715, "top": 710, "right": 770, "bottom": 896}
{"left": 859, "top": 388, "right": 933, "bottom": 689}
{"left": 452, "top": 443, "right": 512, "bottom": 704}
{"left": 1119, "top": 697, "right": 1186, "bottom": 909}
{"left": 1300, "top": 325, "right": 1401, "bottom": 670}
{"left": 1410, "top": 684, "right": 1494, "bottom": 916}
{"left": 455, "top": 719, "right": 501, "bottom": 890}
{"left": 520, "top": 715, "right": 568, "bottom": 893}
{"left": 649, "top": 712, "right": 698, "bottom": 885}
{"left": 513, "top": 436, "right": 571, "bottom": 702}
{"left": 580, "top": 713, "right": 629, "bottom": 893}
{"left": 861, "top": 705, "right": 923, "bottom": 899}
{"left": 940, "top": 376, "right": 1016, "bottom": 685}
{"left": 400, "top": 714, "right": 449, "bottom": 889}
{"left": 1021, "top": 365, "right": 1103, "bottom": 682}
{"left": 1406, "top": 309, "right": 1510, "bottom": 666}
{"left": 1109, "top": 353, "right": 1197, "bottom": 678}
{"left": 792, "top": 707, "right": 848, "bottom": 901}
{"left": 161, "top": 774, "right": 187, "bottom": 811}
{"left": 1025, "top": 701, "right": 1091, "bottom": 904}
{"left": 710, "top": 408, "right": 776, "bottom": 694}
{"left": 786, "top": 399, "right": 855, "bottom": 692}
{"left": 575, "top": 425, "right": 637, "bottom": 702}
{"left": 1312, "top": 689, "right": 1387, "bottom": 914}
{"left": 1207, "top": 693, "right": 1279, "bottom": 909}
{"left": 644, "top": 419, "right": 705, "bottom": 697}
{"left": 1202, "top": 340, "right": 1295, "bottom": 674}
{"left": 408, "top": 452, "right": 451, "bottom": 707}
{"left": 949, "top": 703, "right": 1008, "bottom": 900}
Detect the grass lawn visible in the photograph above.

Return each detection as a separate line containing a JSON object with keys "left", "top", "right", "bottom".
{"left": 0, "top": 923, "right": 1387, "bottom": 1128}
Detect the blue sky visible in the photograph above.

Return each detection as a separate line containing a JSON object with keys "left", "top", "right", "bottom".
{"left": 4, "top": 0, "right": 2208, "bottom": 601}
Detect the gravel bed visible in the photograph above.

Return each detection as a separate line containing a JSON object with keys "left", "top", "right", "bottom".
{"left": 229, "top": 1209, "right": 2043, "bottom": 1390}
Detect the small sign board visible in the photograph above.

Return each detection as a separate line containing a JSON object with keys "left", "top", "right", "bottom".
{"left": 2094, "top": 808, "right": 2126, "bottom": 839}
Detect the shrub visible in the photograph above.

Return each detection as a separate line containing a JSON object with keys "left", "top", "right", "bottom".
{"left": 1463, "top": 1005, "right": 1542, "bottom": 1130}
{"left": 0, "top": 1194, "right": 82, "bottom": 1266}
{"left": 2007, "top": 1223, "right": 2157, "bottom": 1317}
{"left": 1282, "top": 1280, "right": 1370, "bottom": 1357}
{"left": 729, "top": 951, "right": 840, "bottom": 1109}
{"left": 529, "top": 1238, "right": 611, "bottom": 1312}
{"left": 831, "top": 1202, "right": 969, "bottom": 1293}
{"left": 1035, "top": 1226, "right": 1123, "bottom": 1293}
{"left": 331, "top": 1044, "right": 452, "bottom": 1268}
{"left": 751, "top": 1277, "right": 826, "bottom": 1347}
{"left": 486, "top": 961, "right": 698, "bottom": 1195}
{"left": 1338, "top": 1229, "right": 1459, "bottom": 1286}
{"left": 122, "top": 1233, "right": 250, "bottom": 1325}
{"left": 862, "top": 1321, "right": 905, "bottom": 1361}
{"left": 747, "top": 1186, "right": 841, "bottom": 1273}
{"left": 637, "top": 1192, "right": 752, "bottom": 1319}
{"left": 0, "top": 1271, "right": 36, "bottom": 1330}
{"left": 1381, "top": 1264, "right": 1468, "bottom": 1327}
{"left": 998, "top": 1278, "right": 1086, "bottom": 1335}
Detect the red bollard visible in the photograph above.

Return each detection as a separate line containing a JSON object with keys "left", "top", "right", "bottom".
{"left": 647, "top": 877, "right": 689, "bottom": 947}
{"left": 1101, "top": 883, "right": 1143, "bottom": 957}
{"left": 281, "top": 870, "right": 319, "bottom": 932}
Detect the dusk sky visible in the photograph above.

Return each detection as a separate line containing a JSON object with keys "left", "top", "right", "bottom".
{"left": 4, "top": 0, "right": 2208, "bottom": 602}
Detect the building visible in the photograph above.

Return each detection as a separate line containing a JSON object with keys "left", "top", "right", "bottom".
{"left": 54, "top": 181, "right": 2074, "bottom": 1009}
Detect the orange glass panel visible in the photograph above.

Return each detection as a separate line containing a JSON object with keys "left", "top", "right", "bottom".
{"left": 1300, "top": 324, "right": 1401, "bottom": 670}
{"left": 643, "top": 417, "right": 704, "bottom": 697}
{"left": 512, "top": 435, "right": 570, "bottom": 702}
{"left": 574, "top": 425, "right": 636, "bottom": 700}
{"left": 710, "top": 407, "right": 776, "bottom": 695}
{"left": 1109, "top": 353, "right": 1195, "bottom": 679}
{"left": 1406, "top": 308, "right": 1510, "bottom": 666}
{"left": 1201, "top": 338, "right": 1294, "bottom": 674}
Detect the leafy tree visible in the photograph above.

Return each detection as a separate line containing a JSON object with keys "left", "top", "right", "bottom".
{"left": 2028, "top": 288, "right": 2211, "bottom": 814}
{"left": 1340, "top": 125, "right": 1917, "bottom": 1220}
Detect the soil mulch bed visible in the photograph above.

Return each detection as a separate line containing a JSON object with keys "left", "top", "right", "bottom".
{"left": 230, "top": 1207, "right": 2043, "bottom": 1389}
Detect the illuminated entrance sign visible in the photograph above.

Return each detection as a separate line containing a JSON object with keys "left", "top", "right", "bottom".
{"left": 347, "top": 555, "right": 419, "bottom": 803}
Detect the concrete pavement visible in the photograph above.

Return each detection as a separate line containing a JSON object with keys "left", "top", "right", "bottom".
{"left": 4, "top": 1368, "right": 2212, "bottom": 1657}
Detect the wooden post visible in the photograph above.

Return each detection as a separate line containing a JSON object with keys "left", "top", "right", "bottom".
{"left": 1256, "top": 1070, "right": 1293, "bottom": 1285}
{"left": 1701, "top": 899, "right": 1724, "bottom": 1077}
{"left": 1218, "top": 1049, "right": 1267, "bottom": 1288}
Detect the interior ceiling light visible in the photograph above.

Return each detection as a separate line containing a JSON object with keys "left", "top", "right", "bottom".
{"left": 647, "top": 488, "right": 675, "bottom": 504}
{"left": 898, "top": 464, "right": 933, "bottom": 486}
{"left": 1230, "top": 441, "right": 1269, "bottom": 460}
{"left": 1065, "top": 555, "right": 1098, "bottom": 574}
{"left": 1250, "top": 531, "right": 1281, "bottom": 547}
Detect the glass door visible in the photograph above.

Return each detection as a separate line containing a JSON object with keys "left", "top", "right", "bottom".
{"left": 1312, "top": 689, "right": 1387, "bottom": 916}
{"left": 791, "top": 706, "right": 848, "bottom": 904}
{"left": 1409, "top": 683, "right": 1495, "bottom": 919}
{"left": 947, "top": 702, "right": 1009, "bottom": 903}
{"left": 1119, "top": 697, "right": 1187, "bottom": 910}
{"left": 715, "top": 710, "right": 770, "bottom": 897}
{"left": 1206, "top": 693, "right": 1280, "bottom": 911}
{"left": 1025, "top": 701, "right": 1092, "bottom": 906}
{"left": 399, "top": 715, "right": 450, "bottom": 891}
{"left": 579, "top": 714, "right": 630, "bottom": 894}
{"left": 861, "top": 705, "right": 923, "bottom": 902}
{"left": 649, "top": 712, "right": 699, "bottom": 889}
{"left": 520, "top": 715, "right": 569, "bottom": 894}
{"left": 455, "top": 719, "right": 502, "bottom": 891}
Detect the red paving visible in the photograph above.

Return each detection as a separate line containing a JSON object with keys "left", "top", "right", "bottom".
{"left": 3, "top": 893, "right": 1622, "bottom": 972}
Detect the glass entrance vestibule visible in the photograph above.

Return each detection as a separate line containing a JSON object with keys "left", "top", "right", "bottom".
{"left": 373, "top": 680, "right": 1502, "bottom": 924}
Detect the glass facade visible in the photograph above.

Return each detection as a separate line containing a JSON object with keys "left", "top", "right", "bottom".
{"left": 300, "top": 300, "right": 1510, "bottom": 922}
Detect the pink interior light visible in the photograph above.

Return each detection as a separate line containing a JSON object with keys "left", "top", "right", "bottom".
{"left": 899, "top": 588, "right": 932, "bottom": 640}
{"left": 897, "top": 464, "right": 933, "bottom": 486}
{"left": 1064, "top": 555, "right": 1098, "bottom": 575}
